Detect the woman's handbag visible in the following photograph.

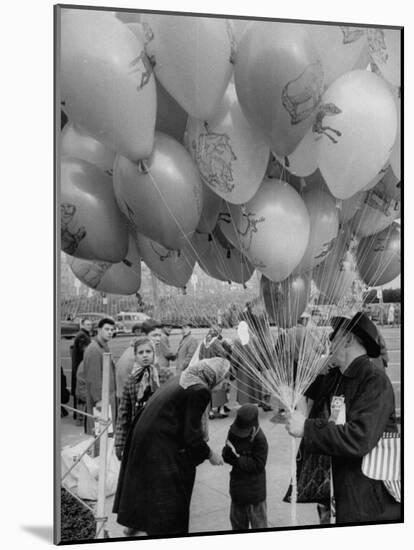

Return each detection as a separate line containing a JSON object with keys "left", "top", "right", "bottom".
{"left": 362, "top": 431, "right": 401, "bottom": 502}
{"left": 283, "top": 442, "right": 331, "bottom": 504}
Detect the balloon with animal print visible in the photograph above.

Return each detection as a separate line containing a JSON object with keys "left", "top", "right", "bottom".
{"left": 61, "top": 158, "right": 129, "bottom": 262}
{"left": 315, "top": 70, "right": 397, "bottom": 199}
{"left": 186, "top": 82, "right": 269, "bottom": 204}
{"left": 61, "top": 10, "right": 156, "bottom": 162}
{"left": 235, "top": 21, "right": 325, "bottom": 157}
{"left": 227, "top": 178, "right": 311, "bottom": 283}
{"left": 134, "top": 232, "right": 196, "bottom": 288}
{"left": 67, "top": 235, "right": 141, "bottom": 295}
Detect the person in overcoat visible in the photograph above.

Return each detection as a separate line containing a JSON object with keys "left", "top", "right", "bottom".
{"left": 113, "top": 357, "right": 229, "bottom": 536}
{"left": 70, "top": 318, "right": 92, "bottom": 421}
{"left": 175, "top": 322, "right": 198, "bottom": 374}
{"left": 286, "top": 312, "right": 401, "bottom": 524}
{"left": 83, "top": 318, "right": 117, "bottom": 437}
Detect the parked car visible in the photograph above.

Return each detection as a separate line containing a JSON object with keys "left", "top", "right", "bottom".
{"left": 60, "top": 319, "right": 80, "bottom": 339}
{"left": 115, "top": 311, "right": 150, "bottom": 334}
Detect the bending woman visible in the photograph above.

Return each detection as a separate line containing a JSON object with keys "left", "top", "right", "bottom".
{"left": 113, "top": 357, "right": 229, "bottom": 536}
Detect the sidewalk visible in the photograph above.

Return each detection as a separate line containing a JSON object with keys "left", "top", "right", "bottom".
{"left": 60, "top": 397, "right": 318, "bottom": 538}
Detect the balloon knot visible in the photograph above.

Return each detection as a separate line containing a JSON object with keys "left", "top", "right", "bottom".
{"left": 137, "top": 161, "right": 149, "bottom": 174}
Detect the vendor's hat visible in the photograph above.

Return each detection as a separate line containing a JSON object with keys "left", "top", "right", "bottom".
{"left": 230, "top": 404, "right": 259, "bottom": 438}
{"left": 329, "top": 312, "right": 381, "bottom": 358}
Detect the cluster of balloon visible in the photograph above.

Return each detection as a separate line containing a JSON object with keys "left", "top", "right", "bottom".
{"left": 312, "top": 226, "right": 358, "bottom": 304}
{"left": 315, "top": 70, "right": 397, "bottom": 199}
{"left": 134, "top": 232, "right": 195, "bottom": 288}
{"left": 67, "top": 236, "right": 142, "bottom": 295}
{"left": 227, "top": 178, "right": 311, "bottom": 283}
{"left": 235, "top": 22, "right": 325, "bottom": 157}
{"left": 61, "top": 123, "right": 116, "bottom": 174}
{"left": 141, "top": 14, "right": 234, "bottom": 120}
{"left": 261, "top": 273, "right": 311, "bottom": 328}
{"left": 61, "top": 10, "right": 156, "bottom": 161}
{"left": 190, "top": 227, "right": 255, "bottom": 285}
{"left": 308, "top": 25, "right": 368, "bottom": 87}
{"left": 292, "top": 186, "right": 339, "bottom": 275}
{"left": 351, "top": 165, "right": 401, "bottom": 237}
{"left": 113, "top": 132, "right": 204, "bottom": 251}
{"left": 61, "top": 158, "right": 129, "bottom": 262}
{"left": 186, "top": 82, "right": 270, "bottom": 204}
{"left": 356, "top": 222, "right": 400, "bottom": 287}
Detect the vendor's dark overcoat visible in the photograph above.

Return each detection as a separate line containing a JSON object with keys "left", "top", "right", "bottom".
{"left": 304, "top": 355, "right": 401, "bottom": 524}
{"left": 113, "top": 377, "right": 211, "bottom": 535}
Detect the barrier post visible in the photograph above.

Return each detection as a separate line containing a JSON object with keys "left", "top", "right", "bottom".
{"left": 96, "top": 352, "right": 111, "bottom": 538}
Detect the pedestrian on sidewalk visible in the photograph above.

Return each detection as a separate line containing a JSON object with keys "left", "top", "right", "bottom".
{"left": 113, "top": 357, "right": 229, "bottom": 537}
{"left": 115, "top": 337, "right": 160, "bottom": 462}
{"left": 222, "top": 404, "right": 268, "bottom": 530}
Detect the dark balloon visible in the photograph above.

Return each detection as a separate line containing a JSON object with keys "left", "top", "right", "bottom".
{"left": 357, "top": 222, "right": 400, "bottom": 287}
{"left": 261, "top": 273, "right": 311, "bottom": 328}
{"left": 61, "top": 158, "right": 129, "bottom": 262}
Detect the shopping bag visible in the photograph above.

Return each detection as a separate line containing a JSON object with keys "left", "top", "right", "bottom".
{"left": 362, "top": 431, "right": 401, "bottom": 503}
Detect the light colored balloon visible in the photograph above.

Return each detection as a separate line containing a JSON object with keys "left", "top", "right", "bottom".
{"left": 196, "top": 184, "right": 223, "bottom": 235}
{"left": 357, "top": 222, "right": 400, "bottom": 287}
{"left": 67, "top": 235, "right": 141, "bottom": 295}
{"left": 61, "top": 123, "right": 116, "bottom": 174}
{"left": 390, "top": 92, "right": 401, "bottom": 180}
{"left": 351, "top": 167, "right": 401, "bottom": 237}
{"left": 61, "top": 158, "right": 129, "bottom": 262}
{"left": 229, "top": 178, "right": 311, "bottom": 282}
{"left": 367, "top": 28, "right": 401, "bottom": 87}
{"left": 116, "top": 11, "right": 142, "bottom": 24}
{"left": 316, "top": 70, "right": 397, "bottom": 199}
{"left": 292, "top": 187, "right": 339, "bottom": 275}
{"left": 134, "top": 232, "right": 195, "bottom": 288}
{"left": 61, "top": 11, "right": 156, "bottom": 161}
{"left": 142, "top": 15, "right": 234, "bottom": 120}
{"left": 283, "top": 128, "right": 318, "bottom": 177}
{"left": 235, "top": 22, "right": 325, "bottom": 157}
{"left": 308, "top": 25, "right": 368, "bottom": 87}
{"left": 261, "top": 273, "right": 311, "bottom": 328}
{"left": 113, "top": 132, "right": 203, "bottom": 251}
{"left": 186, "top": 82, "right": 269, "bottom": 204}
{"left": 312, "top": 226, "right": 357, "bottom": 304}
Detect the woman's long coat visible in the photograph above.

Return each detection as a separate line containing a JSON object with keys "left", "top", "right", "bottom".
{"left": 113, "top": 378, "right": 211, "bottom": 535}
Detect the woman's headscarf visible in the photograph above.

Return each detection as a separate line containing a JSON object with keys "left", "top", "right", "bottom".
{"left": 131, "top": 337, "right": 160, "bottom": 399}
{"left": 179, "top": 357, "right": 230, "bottom": 390}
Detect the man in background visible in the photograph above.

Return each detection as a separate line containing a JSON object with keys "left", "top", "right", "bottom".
{"left": 71, "top": 318, "right": 92, "bottom": 424}
{"left": 176, "top": 322, "right": 198, "bottom": 374}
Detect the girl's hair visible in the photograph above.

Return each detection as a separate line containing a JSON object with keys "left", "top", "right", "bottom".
{"left": 133, "top": 336, "right": 155, "bottom": 355}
